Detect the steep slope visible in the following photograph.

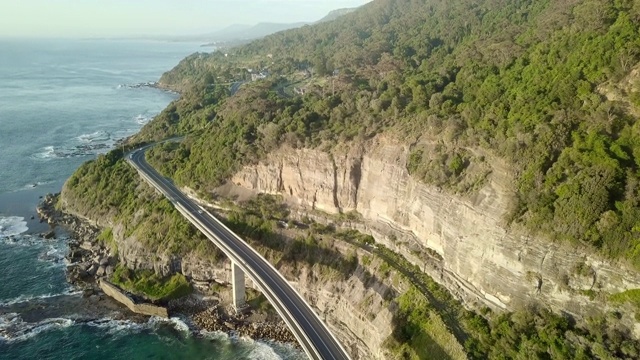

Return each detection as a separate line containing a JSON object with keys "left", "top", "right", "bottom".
{"left": 148, "top": 0, "right": 640, "bottom": 268}
{"left": 63, "top": 0, "right": 640, "bottom": 358}
{"left": 220, "top": 135, "right": 640, "bottom": 330}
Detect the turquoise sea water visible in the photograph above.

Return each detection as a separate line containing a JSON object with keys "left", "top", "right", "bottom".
{"left": 0, "top": 39, "right": 304, "bottom": 360}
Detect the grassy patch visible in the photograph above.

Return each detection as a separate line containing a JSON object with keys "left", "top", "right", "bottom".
{"left": 610, "top": 289, "right": 640, "bottom": 320}
{"left": 386, "top": 287, "right": 467, "bottom": 360}
{"left": 610, "top": 289, "right": 640, "bottom": 305}
{"left": 97, "top": 228, "right": 117, "bottom": 255}
{"left": 111, "top": 265, "right": 192, "bottom": 302}
{"left": 246, "top": 288, "right": 274, "bottom": 313}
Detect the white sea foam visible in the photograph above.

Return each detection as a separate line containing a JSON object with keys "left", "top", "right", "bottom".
{"left": 85, "top": 318, "right": 147, "bottom": 336}
{"left": 247, "top": 340, "right": 284, "bottom": 360}
{"left": 0, "top": 216, "right": 28, "bottom": 238}
{"left": 201, "top": 330, "right": 301, "bottom": 359}
{"left": 32, "top": 145, "right": 57, "bottom": 160}
{"left": 22, "top": 180, "right": 53, "bottom": 189}
{"left": 76, "top": 130, "right": 111, "bottom": 144}
{"left": 85, "top": 316, "right": 191, "bottom": 337}
{"left": 0, "top": 313, "right": 75, "bottom": 343}
{"left": 0, "top": 232, "right": 67, "bottom": 273}
{"left": 33, "top": 143, "right": 111, "bottom": 160}
{"left": 0, "top": 314, "right": 193, "bottom": 344}
{"left": 135, "top": 114, "right": 152, "bottom": 125}
{"left": 1, "top": 232, "right": 64, "bottom": 249}
{"left": 37, "top": 241, "right": 68, "bottom": 267}
{"left": 200, "top": 329, "right": 231, "bottom": 341}
{"left": 0, "top": 289, "right": 82, "bottom": 307}
{"left": 156, "top": 316, "right": 191, "bottom": 334}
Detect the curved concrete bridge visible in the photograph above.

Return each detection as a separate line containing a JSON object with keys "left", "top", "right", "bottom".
{"left": 127, "top": 147, "right": 351, "bottom": 360}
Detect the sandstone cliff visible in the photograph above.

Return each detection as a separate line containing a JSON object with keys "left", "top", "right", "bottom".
{"left": 219, "top": 135, "right": 640, "bottom": 335}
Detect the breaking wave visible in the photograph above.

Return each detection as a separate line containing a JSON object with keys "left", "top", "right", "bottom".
{"left": 0, "top": 313, "right": 74, "bottom": 344}
{"left": 22, "top": 180, "right": 53, "bottom": 190}
{"left": 76, "top": 130, "right": 111, "bottom": 144}
{"left": 0, "top": 289, "right": 82, "bottom": 307}
{"left": 0, "top": 315, "right": 192, "bottom": 344}
{"left": 200, "top": 330, "right": 305, "bottom": 359}
{"left": 0, "top": 216, "right": 28, "bottom": 238}
{"left": 247, "top": 340, "right": 287, "bottom": 360}
{"left": 31, "top": 114, "right": 158, "bottom": 161}
{"left": 32, "top": 142, "right": 111, "bottom": 160}
{"left": 134, "top": 114, "right": 152, "bottom": 125}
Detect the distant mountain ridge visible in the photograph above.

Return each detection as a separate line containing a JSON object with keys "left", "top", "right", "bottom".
{"left": 204, "top": 22, "right": 307, "bottom": 43}
{"left": 202, "top": 7, "right": 357, "bottom": 44}
{"left": 315, "top": 8, "right": 357, "bottom": 23}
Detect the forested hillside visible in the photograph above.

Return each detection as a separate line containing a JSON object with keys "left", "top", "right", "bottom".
{"left": 137, "top": 0, "right": 640, "bottom": 268}
{"left": 60, "top": 0, "right": 640, "bottom": 358}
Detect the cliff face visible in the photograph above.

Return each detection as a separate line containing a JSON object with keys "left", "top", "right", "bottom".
{"left": 278, "top": 249, "right": 397, "bottom": 359}
{"left": 220, "top": 135, "right": 640, "bottom": 334}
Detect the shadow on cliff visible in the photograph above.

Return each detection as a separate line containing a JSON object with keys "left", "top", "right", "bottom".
{"left": 374, "top": 245, "right": 469, "bottom": 345}
{"left": 222, "top": 211, "right": 470, "bottom": 356}
{"left": 353, "top": 265, "right": 397, "bottom": 301}
{"left": 387, "top": 311, "right": 454, "bottom": 359}
{"left": 224, "top": 216, "right": 366, "bottom": 280}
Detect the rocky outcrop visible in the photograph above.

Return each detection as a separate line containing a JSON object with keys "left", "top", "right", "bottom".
{"left": 219, "top": 135, "right": 640, "bottom": 334}
{"left": 191, "top": 304, "right": 297, "bottom": 344}
{"left": 287, "top": 260, "right": 395, "bottom": 359}
{"left": 39, "top": 194, "right": 307, "bottom": 347}
{"left": 37, "top": 193, "right": 115, "bottom": 286}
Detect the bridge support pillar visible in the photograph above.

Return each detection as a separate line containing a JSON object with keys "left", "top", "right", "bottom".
{"left": 231, "top": 261, "right": 246, "bottom": 313}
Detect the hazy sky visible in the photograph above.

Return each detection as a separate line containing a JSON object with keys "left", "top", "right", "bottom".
{"left": 1, "top": 0, "right": 371, "bottom": 38}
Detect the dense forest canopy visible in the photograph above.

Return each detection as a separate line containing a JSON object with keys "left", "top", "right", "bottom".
{"left": 136, "top": 0, "right": 640, "bottom": 268}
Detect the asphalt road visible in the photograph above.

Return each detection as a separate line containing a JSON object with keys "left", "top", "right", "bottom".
{"left": 128, "top": 148, "right": 350, "bottom": 360}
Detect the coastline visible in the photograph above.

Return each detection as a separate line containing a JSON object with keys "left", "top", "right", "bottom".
{"left": 31, "top": 193, "right": 299, "bottom": 346}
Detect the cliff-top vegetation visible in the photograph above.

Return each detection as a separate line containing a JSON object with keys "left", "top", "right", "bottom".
{"left": 135, "top": 0, "right": 640, "bottom": 269}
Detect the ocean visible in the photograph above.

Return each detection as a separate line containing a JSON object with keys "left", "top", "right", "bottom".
{"left": 0, "top": 39, "right": 304, "bottom": 360}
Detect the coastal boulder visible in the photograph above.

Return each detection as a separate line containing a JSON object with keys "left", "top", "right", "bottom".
{"left": 105, "top": 265, "right": 114, "bottom": 277}
{"left": 87, "top": 263, "right": 98, "bottom": 276}
{"left": 96, "top": 265, "right": 106, "bottom": 277}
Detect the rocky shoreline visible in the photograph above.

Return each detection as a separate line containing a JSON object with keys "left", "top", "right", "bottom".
{"left": 168, "top": 296, "right": 297, "bottom": 343}
{"left": 35, "top": 193, "right": 298, "bottom": 346}
{"left": 36, "top": 194, "right": 114, "bottom": 287}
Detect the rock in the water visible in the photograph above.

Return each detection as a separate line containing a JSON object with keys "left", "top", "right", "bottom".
{"left": 43, "top": 230, "right": 56, "bottom": 239}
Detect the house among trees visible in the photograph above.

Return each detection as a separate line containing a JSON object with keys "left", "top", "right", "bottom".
{"left": 249, "top": 69, "right": 269, "bottom": 81}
